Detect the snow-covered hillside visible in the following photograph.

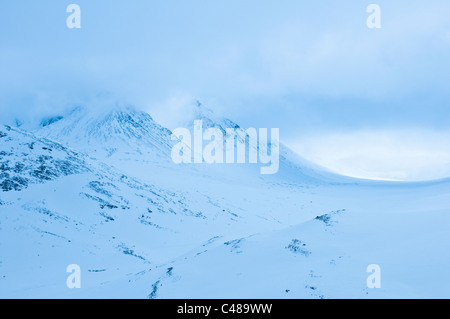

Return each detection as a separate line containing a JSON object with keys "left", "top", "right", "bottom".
{"left": 36, "top": 105, "right": 174, "bottom": 162}
{"left": 0, "top": 104, "right": 449, "bottom": 298}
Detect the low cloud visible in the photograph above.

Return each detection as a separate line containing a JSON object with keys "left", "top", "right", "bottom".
{"left": 288, "top": 130, "right": 450, "bottom": 181}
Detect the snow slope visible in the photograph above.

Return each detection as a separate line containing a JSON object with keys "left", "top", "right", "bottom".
{"left": 36, "top": 105, "right": 174, "bottom": 163}
{"left": 1, "top": 104, "right": 449, "bottom": 298}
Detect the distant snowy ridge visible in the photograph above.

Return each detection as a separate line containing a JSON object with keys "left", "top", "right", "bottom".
{"left": 34, "top": 101, "right": 350, "bottom": 184}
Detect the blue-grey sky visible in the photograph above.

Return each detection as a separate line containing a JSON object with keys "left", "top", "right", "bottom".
{"left": 1, "top": 0, "right": 450, "bottom": 180}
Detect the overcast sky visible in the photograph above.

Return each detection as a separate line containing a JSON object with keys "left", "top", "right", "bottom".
{"left": 1, "top": 0, "right": 450, "bottom": 180}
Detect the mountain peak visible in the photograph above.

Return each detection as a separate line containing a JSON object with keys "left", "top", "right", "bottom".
{"left": 35, "top": 103, "right": 173, "bottom": 160}
{"left": 64, "top": 103, "right": 149, "bottom": 121}
{"left": 181, "top": 99, "right": 240, "bottom": 131}
{"left": 193, "top": 100, "right": 215, "bottom": 120}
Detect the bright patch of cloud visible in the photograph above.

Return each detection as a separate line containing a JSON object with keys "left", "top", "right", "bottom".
{"left": 288, "top": 130, "right": 450, "bottom": 181}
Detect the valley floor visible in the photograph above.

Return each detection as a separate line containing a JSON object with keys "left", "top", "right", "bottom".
{"left": 1, "top": 173, "right": 449, "bottom": 298}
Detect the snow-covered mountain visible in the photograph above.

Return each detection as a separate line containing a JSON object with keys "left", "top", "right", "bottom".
{"left": 1, "top": 103, "right": 449, "bottom": 298}
{"left": 36, "top": 105, "right": 174, "bottom": 162}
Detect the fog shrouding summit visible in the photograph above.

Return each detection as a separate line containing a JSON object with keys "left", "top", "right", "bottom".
{"left": 1, "top": 1, "right": 450, "bottom": 179}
